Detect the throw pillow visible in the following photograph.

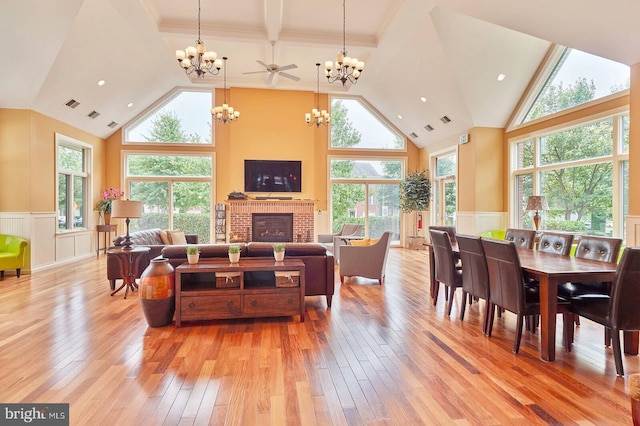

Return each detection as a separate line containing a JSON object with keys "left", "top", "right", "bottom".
{"left": 168, "top": 230, "right": 187, "bottom": 245}
{"left": 369, "top": 238, "right": 379, "bottom": 245}
{"left": 159, "top": 229, "right": 171, "bottom": 245}
{"left": 350, "top": 239, "right": 370, "bottom": 246}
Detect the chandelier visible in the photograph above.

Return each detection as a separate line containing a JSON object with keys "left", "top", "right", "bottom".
{"left": 175, "top": 0, "right": 222, "bottom": 78}
{"left": 211, "top": 57, "right": 240, "bottom": 124}
{"left": 305, "top": 63, "right": 330, "bottom": 127}
{"left": 324, "top": 0, "right": 364, "bottom": 85}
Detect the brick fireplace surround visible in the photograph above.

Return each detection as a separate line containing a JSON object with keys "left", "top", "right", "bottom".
{"left": 227, "top": 200, "right": 315, "bottom": 243}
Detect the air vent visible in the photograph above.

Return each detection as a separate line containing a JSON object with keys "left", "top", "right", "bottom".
{"left": 440, "top": 116, "right": 451, "bottom": 124}
{"left": 65, "top": 99, "right": 80, "bottom": 109}
{"left": 409, "top": 132, "right": 418, "bottom": 138}
{"left": 107, "top": 121, "right": 118, "bottom": 128}
{"left": 87, "top": 110, "right": 100, "bottom": 119}
{"left": 424, "top": 124, "right": 434, "bottom": 132}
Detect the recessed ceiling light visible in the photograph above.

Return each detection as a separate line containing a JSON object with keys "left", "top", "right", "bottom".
{"left": 497, "top": 73, "right": 506, "bottom": 81}
{"left": 127, "top": 102, "right": 133, "bottom": 108}
{"left": 97, "top": 79, "right": 106, "bottom": 86}
{"left": 420, "top": 96, "right": 427, "bottom": 103}
{"left": 398, "top": 115, "right": 403, "bottom": 120}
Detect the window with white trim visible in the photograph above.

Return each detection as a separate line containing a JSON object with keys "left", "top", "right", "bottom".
{"left": 56, "top": 134, "right": 91, "bottom": 232}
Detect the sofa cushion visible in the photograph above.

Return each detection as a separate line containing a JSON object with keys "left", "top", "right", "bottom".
{"left": 114, "top": 228, "right": 164, "bottom": 246}
{"left": 168, "top": 230, "right": 187, "bottom": 245}
{"left": 247, "top": 242, "right": 327, "bottom": 257}
{"left": 159, "top": 229, "right": 171, "bottom": 245}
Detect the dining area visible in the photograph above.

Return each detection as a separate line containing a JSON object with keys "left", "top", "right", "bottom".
{"left": 427, "top": 226, "right": 640, "bottom": 376}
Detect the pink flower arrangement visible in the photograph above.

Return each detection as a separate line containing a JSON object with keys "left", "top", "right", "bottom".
{"left": 95, "top": 188, "right": 124, "bottom": 216}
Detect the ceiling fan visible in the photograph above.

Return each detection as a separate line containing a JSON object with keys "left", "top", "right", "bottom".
{"left": 243, "top": 41, "right": 300, "bottom": 85}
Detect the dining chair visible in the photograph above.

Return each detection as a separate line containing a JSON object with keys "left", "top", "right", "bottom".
{"left": 569, "top": 247, "right": 640, "bottom": 376}
{"left": 456, "top": 233, "right": 490, "bottom": 333}
{"left": 481, "top": 238, "right": 572, "bottom": 353}
{"left": 429, "top": 226, "right": 457, "bottom": 244}
{"left": 504, "top": 228, "right": 536, "bottom": 249}
{"left": 429, "top": 229, "right": 463, "bottom": 316}
{"left": 536, "top": 232, "right": 574, "bottom": 256}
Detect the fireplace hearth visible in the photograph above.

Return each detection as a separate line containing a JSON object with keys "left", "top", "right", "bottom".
{"left": 252, "top": 213, "right": 294, "bottom": 242}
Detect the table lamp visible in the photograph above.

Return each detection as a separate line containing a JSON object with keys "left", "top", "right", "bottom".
{"left": 111, "top": 200, "right": 143, "bottom": 249}
{"left": 526, "top": 195, "right": 549, "bottom": 231}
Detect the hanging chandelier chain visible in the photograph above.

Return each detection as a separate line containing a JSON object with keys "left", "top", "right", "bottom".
{"left": 342, "top": 0, "right": 346, "bottom": 54}
{"left": 197, "top": 0, "right": 201, "bottom": 42}
{"left": 211, "top": 57, "right": 240, "bottom": 124}
{"left": 305, "top": 63, "right": 330, "bottom": 127}
{"left": 324, "top": 0, "right": 364, "bottom": 86}
{"left": 175, "top": 0, "right": 221, "bottom": 78}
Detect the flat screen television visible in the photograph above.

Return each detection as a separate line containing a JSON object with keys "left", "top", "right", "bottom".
{"left": 244, "top": 160, "right": 302, "bottom": 193}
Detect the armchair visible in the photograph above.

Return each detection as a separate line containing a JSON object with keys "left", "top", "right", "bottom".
{"left": 0, "top": 234, "right": 28, "bottom": 278}
{"left": 318, "top": 223, "right": 363, "bottom": 260}
{"left": 339, "top": 231, "right": 392, "bottom": 285}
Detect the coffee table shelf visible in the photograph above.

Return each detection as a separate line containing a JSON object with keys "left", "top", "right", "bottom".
{"left": 175, "top": 258, "right": 305, "bottom": 326}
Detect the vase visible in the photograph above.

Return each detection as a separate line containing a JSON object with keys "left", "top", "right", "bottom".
{"left": 274, "top": 251, "right": 285, "bottom": 261}
{"left": 187, "top": 253, "right": 199, "bottom": 265}
{"left": 139, "top": 257, "right": 175, "bottom": 327}
{"left": 229, "top": 252, "right": 240, "bottom": 263}
{"left": 103, "top": 213, "right": 111, "bottom": 225}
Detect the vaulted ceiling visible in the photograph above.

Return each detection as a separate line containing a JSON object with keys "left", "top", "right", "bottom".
{"left": 2, "top": 0, "right": 638, "bottom": 148}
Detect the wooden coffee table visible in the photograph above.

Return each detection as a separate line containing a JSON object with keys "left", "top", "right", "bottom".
{"left": 175, "top": 258, "right": 305, "bottom": 326}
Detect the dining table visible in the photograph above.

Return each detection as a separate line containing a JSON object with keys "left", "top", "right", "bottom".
{"left": 427, "top": 241, "right": 627, "bottom": 362}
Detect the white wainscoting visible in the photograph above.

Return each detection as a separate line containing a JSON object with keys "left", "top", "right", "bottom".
{"left": 456, "top": 211, "right": 508, "bottom": 235}
{"left": 0, "top": 212, "right": 95, "bottom": 274}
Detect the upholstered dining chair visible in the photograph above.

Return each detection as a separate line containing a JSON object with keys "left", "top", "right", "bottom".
{"left": 481, "top": 238, "right": 572, "bottom": 354}
{"left": 456, "top": 233, "right": 490, "bottom": 333}
{"left": 568, "top": 247, "right": 640, "bottom": 376}
{"left": 429, "top": 226, "right": 457, "bottom": 244}
{"left": 339, "top": 231, "right": 392, "bottom": 285}
{"left": 504, "top": 228, "right": 536, "bottom": 249}
{"left": 429, "top": 229, "right": 463, "bottom": 316}
{"left": 537, "top": 232, "right": 574, "bottom": 256}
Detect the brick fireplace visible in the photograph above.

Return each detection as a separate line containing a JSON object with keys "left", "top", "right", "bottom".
{"left": 227, "top": 200, "right": 315, "bottom": 243}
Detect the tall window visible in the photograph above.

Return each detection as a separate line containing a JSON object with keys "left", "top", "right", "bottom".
{"left": 511, "top": 113, "right": 628, "bottom": 237}
{"left": 432, "top": 152, "right": 457, "bottom": 227}
{"left": 125, "top": 153, "right": 213, "bottom": 242}
{"left": 56, "top": 134, "right": 91, "bottom": 231}
{"left": 329, "top": 158, "right": 403, "bottom": 242}
{"left": 124, "top": 89, "right": 213, "bottom": 145}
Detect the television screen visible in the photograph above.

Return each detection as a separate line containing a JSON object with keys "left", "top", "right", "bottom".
{"left": 244, "top": 160, "right": 302, "bottom": 193}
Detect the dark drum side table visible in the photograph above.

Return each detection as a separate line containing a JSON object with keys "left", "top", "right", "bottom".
{"left": 106, "top": 246, "right": 150, "bottom": 299}
{"left": 97, "top": 224, "right": 117, "bottom": 256}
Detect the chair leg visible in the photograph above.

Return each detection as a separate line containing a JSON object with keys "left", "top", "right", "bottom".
{"left": 0, "top": 270, "right": 4, "bottom": 279}
{"left": 460, "top": 291, "right": 468, "bottom": 321}
{"left": 611, "top": 329, "right": 624, "bottom": 376}
{"left": 16, "top": 268, "right": 21, "bottom": 278}
{"left": 575, "top": 315, "right": 581, "bottom": 326}
{"left": 487, "top": 303, "right": 496, "bottom": 337}
{"left": 514, "top": 314, "right": 524, "bottom": 354}
{"left": 605, "top": 327, "right": 612, "bottom": 347}
{"left": 446, "top": 287, "right": 455, "bottom": 317}
{"left": 482, "top": 302, "right": 490, "bottom": 335}
{"left": 433, "top": 283, "right": 440, "bottom": 306}
{"left": 340, "top": 275, "right": 345, "bottom": 284}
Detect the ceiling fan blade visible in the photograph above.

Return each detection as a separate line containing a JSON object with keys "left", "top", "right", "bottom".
{"left": 267, "top": 72, "right": 275, "bottom": 85}
{"left": 243, "top": 70, "right": 269, "bottom": 75}
{"left": 277, "top": 64, "right": 297, "bottom": 72}
{"left": 279, "top": 72, "right": 300, "bottom": 81}
{"left": 256, "top": 60, "right": 269, "bottom": 69}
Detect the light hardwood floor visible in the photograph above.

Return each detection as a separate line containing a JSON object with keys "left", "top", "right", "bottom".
{"left": 0, "top": 248, "right": 636, "bottom": 425}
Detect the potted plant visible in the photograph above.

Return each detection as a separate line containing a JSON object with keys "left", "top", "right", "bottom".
{"left": 273, "top": 243, "right": 285, "bottom": 261}
{"left": 95, "top": 187, "right": 124, "bottom": 225}
{"left": 228, "top": 244, "right": 241, "bottom": 263}
{"left": 400, "top": 170, "right": 431, "bottom": 249}
{"left": 186, "top": 246, "right": 200, "bottom": 265}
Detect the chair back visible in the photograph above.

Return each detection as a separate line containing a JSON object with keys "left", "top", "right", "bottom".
{"left": 505, "top": 228, "right": 536, "bottom": 249}
{"left": 537, "top": 232, "right": 574, "bottom": 256}
{"left": 429, "top": 226, "right": 457, "bottom": 243}
{"left": 575, "top": 235, "right": 622, "bottom": 263}
{"left": 456, "top": 234, "right": 489, "bottom": 300}
{"left": 610, "top": 248, "right": 640, "bottom": 330}
{"left": 482, "top": 238, "right": 527, "bottom": 314}
{"left": 340, "top": 223, "right": 362, "bottom": 237}
{"left": 429, "top": 229, "right": 458, "bottom": 286}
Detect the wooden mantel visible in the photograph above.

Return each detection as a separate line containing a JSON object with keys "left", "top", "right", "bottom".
{"left": 227, "top": 199, "right": 315, "bottom": 243}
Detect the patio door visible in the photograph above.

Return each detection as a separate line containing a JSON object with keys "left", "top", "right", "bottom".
{"left": 435, "top": 177, "right": 456, "bottom": 226}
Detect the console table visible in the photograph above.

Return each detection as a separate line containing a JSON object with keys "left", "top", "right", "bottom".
{"left": 96, "top": 224, "right": 117, "bottom": 256}
{"left": 175, "top": 258, "right": 305, "bottom": 326}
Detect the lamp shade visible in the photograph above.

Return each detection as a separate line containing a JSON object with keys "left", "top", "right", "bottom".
{"left": 111, "top": 200, "right": 143, "bottom": 218}
{"left": 525, "top": 196, "right": 549, "bottom": 211}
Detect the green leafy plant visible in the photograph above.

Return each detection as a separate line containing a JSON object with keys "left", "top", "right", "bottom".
{"left": 186, "top": 246, "right": 200, "bottom": 255}
{"left": 400, "top": 170, "right": 431, "bottom": 236}
{"left": 273, "top": 243, "right": 285, "bottom": 253}
{"left": 228, "top": 245, "right": 241, "bottom": 254}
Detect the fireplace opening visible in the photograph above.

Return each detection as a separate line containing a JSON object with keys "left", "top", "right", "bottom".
{"left": 252, "top": 213, "right": 294, "bottom": 242}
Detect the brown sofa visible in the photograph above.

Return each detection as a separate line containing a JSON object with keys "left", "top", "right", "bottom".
{"left": 107, "top": 228, "right": 198, "bottom": 290}
{"left": 161, "top": 242, "right": 335, "bottom": 307}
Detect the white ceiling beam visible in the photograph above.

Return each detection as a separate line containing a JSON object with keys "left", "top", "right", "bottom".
{"left": 264, "top": 0, "right": 283, "bottom": 42}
